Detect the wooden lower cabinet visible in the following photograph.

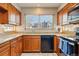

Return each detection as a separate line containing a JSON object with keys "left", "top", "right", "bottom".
{"left": 17, "top": 36, "right": 22, "bottom": 55}
{"left": 23, "top": 35, "right": 41, "bottom": 52}
{"left": 11, "top": 36, "right": 22, "bottom": 56}
{"left": 54, "top": 35, "right": 60, "bottom": 55}
{"left": 0, "top": 41, "right": 10, "bottom": 56}
{"left": 11, "top": 39, "right": 18, "bottom": 56}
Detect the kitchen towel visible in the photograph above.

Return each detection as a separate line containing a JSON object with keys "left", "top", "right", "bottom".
{"left": 62, "top": 40, "right": 68, "bottom": 55}
{"left": 59, "top": 38, "right": 63, "bottom": 50}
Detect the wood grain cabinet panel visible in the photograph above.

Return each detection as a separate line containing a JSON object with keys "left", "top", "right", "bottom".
{"left": 0, "top": 41, "right": 10, "bottom": 56}
{"left": 0, "top": 3, "right": 21, "bottom": 25}
{"left": 23, "top": 35, "right": 41, "bottom": 52}
{"left": 0, "top": 3, "right": 8, "bottom": 10}
{"left": 0, "top": 3, "right": 8, "bottom": 24}
{"left": 11, "top": 36, "right": 22, "bottom": 56}
{"left": 17, "top": 36, "right": 22, "bottom": 55}
{"left": 54, "top": 35, "right": 60, "bottom": 56}
{"left": 8, "top": 4, "right": 16, "bottom": 25}
{"left": 11, "top": 39, "right": 18, "bottom": 56}
{"left": 8, "top": 4, "right": 21, "bottom": 25}
{"left": 16, "top": 9, "right": 21, "bottom": 25}
{"left": 57, "top": 3, "right": 77, "bottom": 32}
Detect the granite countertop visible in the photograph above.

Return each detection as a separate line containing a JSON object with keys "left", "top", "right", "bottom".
{"left": 54, "top": 32, "right": 76, "bottom": 42}
{"left": 0, "top": 32, "right": 54, "bottom": 44}
{"left": 0, "top": 33, "right": 23, "bottom": 44}
{"left": 0, "top": 32, "right": 76, "bottom": 44}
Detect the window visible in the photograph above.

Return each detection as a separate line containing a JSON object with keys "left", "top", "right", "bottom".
{"left": 25, "top": 15, "right": 53, "bottom": 31}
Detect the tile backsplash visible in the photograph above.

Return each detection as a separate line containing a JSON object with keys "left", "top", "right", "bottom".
{"left": 62, "top": 24, "right": 79, "bottom": 32}
{"left": 0, "top": 24, "right": 15, "bottom": 33}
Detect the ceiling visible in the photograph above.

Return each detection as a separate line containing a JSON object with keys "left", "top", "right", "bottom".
{"left": 16, "top": 3, "right": 63, "bottom": 8}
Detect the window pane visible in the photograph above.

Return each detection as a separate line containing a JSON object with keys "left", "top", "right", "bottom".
{"left": 26, "top": 15, "right": 39, "bottom": 28}
{"left": 40, "top": 15, "right": 53, "bottom": 29}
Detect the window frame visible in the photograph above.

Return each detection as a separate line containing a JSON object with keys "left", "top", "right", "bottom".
{"left": 24, "top": 14, "right": 55, "bottom": 32}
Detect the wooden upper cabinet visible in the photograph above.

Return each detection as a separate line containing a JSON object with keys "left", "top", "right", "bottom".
{"left": 57, "top": 10, "right": 63, "bottom": 26}
{"left": 15, "top": 9, "right": 21, "bottom": 25}
{"left": 8, "top": 4, "right": 16, "bottom": 25}
{"left": 67, "top": 3, "right": 77, "bottom": 10}
{"left": 57, "top": 3, "right": 77, "bottom": 26}
{"left": 0, "top": 3, "right": 21, "bottom": 25}
{"left": 0, "top": 3, "right": 8, "bottom": 10}
{"left": 8, "top": 4, "right": 21, "bottom": 25}
{"left": 0, "top": 3, "right": 8, "bottom": 24}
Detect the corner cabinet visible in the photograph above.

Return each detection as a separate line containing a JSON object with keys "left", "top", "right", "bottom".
{"left": 0, "top": 3, "right": 21, "bottom": 25}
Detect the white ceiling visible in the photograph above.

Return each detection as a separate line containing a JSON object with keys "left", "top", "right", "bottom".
{"left": 16, "top": 3, "right": 63, "bottom": 8}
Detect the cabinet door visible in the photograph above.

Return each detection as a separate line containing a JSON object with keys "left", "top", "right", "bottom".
{"left": 54, "top": 35, "right": 60, "bottom": 56}
{"left": 23, "top": 38, "right": 32, "bottom": 52}
{"left": 16, "top": 9, "right": 21, "bottom": 25}
{"left": 58, "top": 11, "right": 63, "bottom": 26}
{"left": 31, "top": 39, "right": 40, "bottom": 51}
{"left": 0, "top": 41, "right": 10, "bottom": 56}
{"left": 23, "top": 35, "right": 41, "bottom": 52}
{"left": 0, "top": 47, "right": 10, "bottom": 56}
{"left": 62, "top": 9, "right": 68, "bottom": 25}
{"left": 11, "top": 39, "right": 18, "bottom": 56}
{"left": 8, "top": 4, "right": 16, "bottom": 25}
{"left": 8, "top": 4, "right": 21, "bottom": 25}
{"left": 17, "top": 36, "right": 22, "bottom": 55}
{"left": 11, "top": 37, "right": 22, "bottom": 56}
{"left": 0, "top": 3, "right": 8, "bottom": 24}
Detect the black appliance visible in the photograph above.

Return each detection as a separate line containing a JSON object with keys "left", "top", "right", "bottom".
{"left": 75, "top": 27, "right": 79, "bottom": 41}
{"left": 68, "top": 4, "right": 79, "bottom": 23}
{"left": 41, "top": 35, "right": 54, "bottom": 53}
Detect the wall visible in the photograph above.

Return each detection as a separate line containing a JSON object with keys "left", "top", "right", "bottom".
{"left": 0, "top": 24, "right": 15, "bottom": 33}
{"left": 15, "top": 7, "right": 58, "bottom": 33}
{"left": 63, "top": 24, "right": 79, "bottom": 32}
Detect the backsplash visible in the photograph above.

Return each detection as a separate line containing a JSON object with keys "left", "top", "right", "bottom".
{"left": 62, "top": 24, "right": 79, "bottom": 32}
{"left": 0, "top": 24, "right": 15, "bottom": 33}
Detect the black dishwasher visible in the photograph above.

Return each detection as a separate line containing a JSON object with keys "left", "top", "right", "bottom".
{"left": 41, "top": 35, "right": 54, "bottom": 53}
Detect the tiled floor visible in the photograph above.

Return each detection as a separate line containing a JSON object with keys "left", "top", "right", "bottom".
{"left": 21, "top": 53, "right": 57, "bottom": 56}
